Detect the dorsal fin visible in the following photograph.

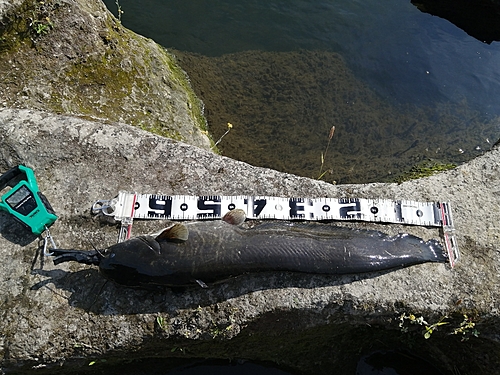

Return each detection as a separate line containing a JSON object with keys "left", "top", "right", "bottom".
{"left": 222, "top": 208, "right": 246, "bottom": 226}
{"left": 155, "top": 223, "right": 189, "bottom": 242}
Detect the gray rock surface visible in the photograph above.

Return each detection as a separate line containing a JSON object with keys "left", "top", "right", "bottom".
{"left": 0, "top": 108, "right": 499, "bottom": 374}
{"left": 0, "top": 0, "right": 212, "bottom": 150}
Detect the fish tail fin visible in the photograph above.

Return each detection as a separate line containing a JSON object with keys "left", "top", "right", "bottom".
{"left": 425, "top": 239, "right": 448, "bottom": 263}
{"left": 51, "top": 249, "right": 102, "bottom": 266}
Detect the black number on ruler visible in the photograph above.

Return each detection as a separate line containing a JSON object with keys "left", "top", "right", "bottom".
{"left": 252, "top": 199, "right": 267, "bottom": 216}
{"left": 147, "top": 195, "right": 172, "bottom": 218}
{"left": 197, "top": 196, "right": 221, "bottom": 218}
{"left": 339, "top": 198, "right": 361, "bottom": 219}
{"left": 395, "top": 202, "right": 403, "bottom": 222}
{"left": 289, "top": 198, "right": 305, "bottom": 219}
{"left": 432, "top": 203, "right": 441, "bottom": 225}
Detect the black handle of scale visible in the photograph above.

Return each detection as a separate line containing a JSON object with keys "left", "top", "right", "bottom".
{"left": 0, "top": 165, "right": 23, "bottom": 191}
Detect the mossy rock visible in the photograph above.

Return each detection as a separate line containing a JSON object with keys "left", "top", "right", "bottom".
{"left": 0, "top": 0, "right": 213, "bottom": 150}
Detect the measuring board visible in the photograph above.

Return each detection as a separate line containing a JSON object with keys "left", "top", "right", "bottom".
{"left": 92, "top": 191, "right": 459, "bottom": 267}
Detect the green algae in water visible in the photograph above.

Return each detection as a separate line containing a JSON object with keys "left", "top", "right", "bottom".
{"left": 175, "top": 49, "right": 498, "bottom": 184}
{"left": 392, "top": 160, "right": 457, "bottom": 183}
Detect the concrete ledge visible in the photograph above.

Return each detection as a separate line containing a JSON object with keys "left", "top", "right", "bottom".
{"left": 1, "top": 108, "right": 499, "bottom": 374}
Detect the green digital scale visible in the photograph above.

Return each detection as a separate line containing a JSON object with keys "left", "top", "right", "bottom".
{"left": 0, "top": 165, "right": 57, "bottom": 236}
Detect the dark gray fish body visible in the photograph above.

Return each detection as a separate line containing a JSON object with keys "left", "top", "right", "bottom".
{"left": 94, "top": 221, "right": 446, "bottom": 288}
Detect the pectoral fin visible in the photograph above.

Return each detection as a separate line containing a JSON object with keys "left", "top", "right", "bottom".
{"left": 155, "top": 223, "right": 189, "bottom": 242}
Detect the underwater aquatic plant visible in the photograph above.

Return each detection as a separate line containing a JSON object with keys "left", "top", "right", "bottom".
{"left": 212, "top": 122, "right": 233, "bottom": 150}
{"left": 317, "top": 125, "right": 335, "bottom": 180}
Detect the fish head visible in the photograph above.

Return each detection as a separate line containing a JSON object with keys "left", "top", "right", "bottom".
{"left": 98, "top": 236, "right": 175, "bottom": 287}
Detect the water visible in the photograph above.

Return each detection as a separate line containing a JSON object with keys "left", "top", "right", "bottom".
{"left": 165, "top": 360, "right": 293, "bottom": 375}
{"left": 96, "top": 355, "right": 444, "bottom": 375}
{"left": 356, "top": 350, "right": 444, "bottom": 375}
{"left": 109, "top": 0, "right": 500, "bottom": 111}
{"left": 104, "top": 0, "right": 500, "bottom": 183}
{"left": 163, "top": 352, "right": 445, "bottom": 375}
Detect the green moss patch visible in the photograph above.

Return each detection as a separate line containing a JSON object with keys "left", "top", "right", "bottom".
{"left": 392, "top": 160, "right": 457, "bottom": 183}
